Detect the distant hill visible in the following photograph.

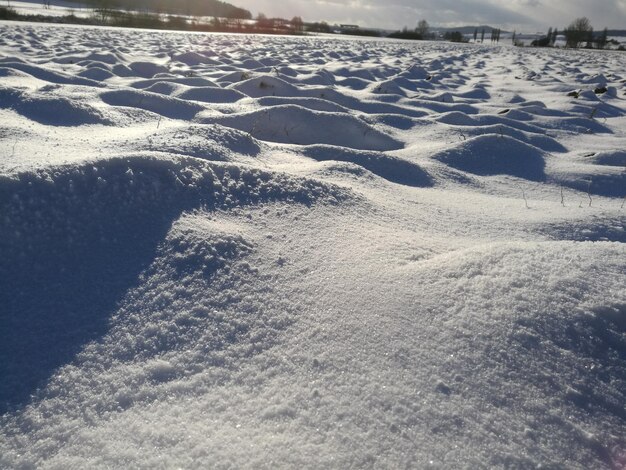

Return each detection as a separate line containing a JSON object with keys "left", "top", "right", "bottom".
{"left": 67, "top": 0, "right": 252, "bottom": 19}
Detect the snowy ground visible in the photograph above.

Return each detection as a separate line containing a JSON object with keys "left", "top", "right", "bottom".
{"left": 0, "top": 22, "right": 625, "bottom": 469}
{"left": 7, "top": 0, "right": 93, "bottom": 18}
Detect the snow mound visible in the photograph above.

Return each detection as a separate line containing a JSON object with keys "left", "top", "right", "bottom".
{"left": 364, "top": 113, "right": 420, "bottom": 130}
{"left": 215, "top": 70, "right": 256, "bottom": 85}
{"left": 541, "top": 117, "right": 612, "bottom": 134}
{"left": 143, "top": 81, "right": 183, "bottom": 95}
{"left": 149, "top": 216, "right": 255, "bottom": 292}
{"left": 439, "top": 122, "right": 566, "bottom": 153}
{"left": 456, "top": 86, "right": 491, "bottom": 100}
{"left": 110, "top": 63, "right": 135, "bottom": 77}
{"left": 370, "top": 79, "right": 408, "bottom": 96}
{"left": 53, "top": 51, "right": 121, "bottom": 65}
{"left": 579, "top": 73, "right": 608, "bottom": 85}
{"left": 333, "top": 66, "right": 376, "bottom": 81}
{"left": 171, "top": 51, "right": 216, "bottom": 66}
{"left": 398, "top": 241, "right": 625, "bottom": 468}
{"left": 229, "top": 75, "right": 300, "bottom": 98}
{"left": 77, "top": 66, "right": 115, "bottom": 81}
{"left": 554, "top": 167, "right": 626, "bottom": 198}
{"left": 588, "top": 150, "right": 626, "bottom": 167}
{"left": 0, "top": 87, "right": 111, "bottom": 126}
{"left": 240, "top": 58, "right": 266, "bottom": 70}
{"left": 128, "top": 61, "right": 169, "bottom": 78}
{"left": 136, "top": 124, "right": 261, "bottom": 160}
{"left": 471, "top": 114, "right": 546, "bottom": 134}
{"left": 257, "top": 96, "right": 350, "bottom": 113}
{"left": 408, "top": 98, "right": 478, "bottom": 115}
{"left": 198, "top": 105, "right": 403, "bottom": 151}
{"left": 334, "top": 76, "right": 371, "bottom": 90}
{"left": 100, "top": 89, "right": 204, "bottom": 120}
{"left": 431, "top": 134, "right": 546, "bottom": 181}
{"left": 298, "top": 69, "right": 336, "bottom": 86}
{"left": 130, "top": 77, "right": 218, "bottom": 89}
{"left": 303, "top": 145, "right": 433, "bottom": 187}
{"left": 436, "top": 111, "right": 479, "bottom": 126}
{"left": 398, "top": 64, "right": 430, "bottom": 80}
{"left": 177, "top": 86, "right": 246, "bottom": 104}
{"left": 498, "top": 109, "right": 534, "bottom": 121}
{"left": 539, "top": 216, "right": 626, "bottom": 243}
{"left": 0, "top": 154, "right": 348, "bottom": 411}
{"left": 0, "top": 61, "right": 102, "bottom": 87}
{"left": 422, "top": 91, "right": 455, "bottom": 103}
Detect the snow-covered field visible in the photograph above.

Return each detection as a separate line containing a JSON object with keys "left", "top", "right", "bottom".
{"left": 8, "top": 0, "right": 93, "bottom": 18}
{"left": 0, "top": 22, "right": 625, "bottom": 468}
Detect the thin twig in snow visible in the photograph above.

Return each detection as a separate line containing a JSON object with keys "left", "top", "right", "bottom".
{"left": 522, "top": 188, "right": 529, "bottom": 209}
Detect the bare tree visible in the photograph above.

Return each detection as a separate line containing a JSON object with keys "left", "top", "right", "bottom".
{"left": 256, "top": 12, "right": 270, "bottom": 30}
{"left": 564, "top": 17, "right": 592, "bottom": 48}
{"left": 416, "top": 19, "right": 430, "bottom": 39}
{"left": 597, "top": 27, "right": 608, "bottom": 49}
{"left": 585, "top": 27, "right": 594, "bottom": 48}
{"left": 291, "top": 16, "right": 303, "bottom": 33}
{"left": 551, "top": 28, "right": 558, "bottom": 45}
{"left": 95, "top": 0, "right": 113, "bottom": 24}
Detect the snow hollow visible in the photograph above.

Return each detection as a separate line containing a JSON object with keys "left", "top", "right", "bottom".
{"left": 0, "top": 22, "right": 625, "bottom": 469}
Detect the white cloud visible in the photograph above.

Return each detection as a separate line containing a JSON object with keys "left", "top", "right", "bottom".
{"left": 232, "top": 0, "right": 626, "bottom": 32}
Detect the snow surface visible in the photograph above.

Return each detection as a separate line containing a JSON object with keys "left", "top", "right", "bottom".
{"left": 9, "top": 0, "right": 93, "bottom": 19}
{"left": 1, "top": 22, "right": 625, "bottom": 469}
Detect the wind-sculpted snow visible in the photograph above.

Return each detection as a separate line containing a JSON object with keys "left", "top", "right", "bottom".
{"left": 100, "top": 89, "right": 206, "bottom": 120}
{"left": 431, "top": 134, "right": 547, "bottom": 181}
{"left": 303, "top": 145, "right": 433, "bottom": 187}
{"left": 0, "top": 154, "right": 347, "bottom": 413}
{"left": 198, "top": 105, "right": 403, "bottom": 150}
{"left": 588, "top": 149, "right": 626, "bottom": 167}
{"left": 134, "top": 124, "right": 262, "bottom": 160}
{"left": 1, "top": 23, "right": 625, "bottom": 469}
{"left": 0, "top": 86, "right": 112, "bottom": 126}
{"left": 393, "top": 242, "right": 626, "bottom": 467}
{"left": 0, "top": 60, "right": 104, "bottom": 87}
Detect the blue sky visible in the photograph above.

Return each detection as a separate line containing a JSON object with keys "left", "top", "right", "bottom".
{"left": 234, "top": 0, "right": 626, "bottom": 32}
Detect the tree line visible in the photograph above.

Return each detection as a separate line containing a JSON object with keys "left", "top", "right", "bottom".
{"left": 0, "top": 4, "right": 310, "bottom": 34}
{"left": 84, "top": 0, "right": 251, "bottom": 19}
{"left": 531, "top": 17, "right": 615, "bottom": 49}
{"left": 386, "top": 21, "right": 507, "bottom": 44}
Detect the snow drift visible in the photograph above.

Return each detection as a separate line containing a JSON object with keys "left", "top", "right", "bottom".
{"left": 0, "top": 22, "right": 624, "bottom": 470}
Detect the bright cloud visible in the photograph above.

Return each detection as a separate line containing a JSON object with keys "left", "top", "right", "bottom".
{"left": 234, "top": 0, "right": 626, "bottom": 32}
